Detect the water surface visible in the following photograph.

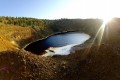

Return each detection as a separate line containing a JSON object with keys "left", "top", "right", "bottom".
{"left": 24, "top": 31, "right": 90, "bottom": 56}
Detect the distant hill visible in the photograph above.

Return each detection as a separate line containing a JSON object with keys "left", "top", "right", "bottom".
{"left": 0, "top": 16, "right": 104, "bottom": 35}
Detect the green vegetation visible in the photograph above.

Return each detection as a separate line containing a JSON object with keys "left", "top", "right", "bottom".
{"left": 0, "top": 16, "right": 103, "bottom": 36}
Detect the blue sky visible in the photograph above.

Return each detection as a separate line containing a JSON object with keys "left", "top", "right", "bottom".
{"left": 0, "top": 0, "right": 119, "bottom": 19}
{"left": 0, "top": 0, "right": 73, "bottom": 19}
{"left": 0, "top": 0, "right": 66, "bottom": 19}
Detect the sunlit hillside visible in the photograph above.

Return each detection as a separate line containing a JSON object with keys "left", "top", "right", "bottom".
{"left": 0, "top": 37, "right": 18, "bottom": 51}
{"left": 0, "top": 23, "right": 39, "bottom": 51}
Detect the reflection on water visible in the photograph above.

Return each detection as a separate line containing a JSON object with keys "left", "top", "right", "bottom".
{"left": 24, "top": 31, "right": 90, "bottom": 56}
{"left": 44, "top": 32, "right": 90, "bottom": 47}
{"left": 42, "top": 32, "right": 90, "bottom": 57}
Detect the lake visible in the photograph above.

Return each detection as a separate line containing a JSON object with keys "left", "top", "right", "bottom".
{"left": 24, "top": 31, "right": 90, "bottom": 57}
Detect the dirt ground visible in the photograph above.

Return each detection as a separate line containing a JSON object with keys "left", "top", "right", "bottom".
{"left": 0, "top": 43, "right": 120, "bottom": 80}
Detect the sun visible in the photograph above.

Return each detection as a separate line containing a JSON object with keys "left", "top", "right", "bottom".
{"left": 102, "top": 17, "right": 113, "bottom": 24}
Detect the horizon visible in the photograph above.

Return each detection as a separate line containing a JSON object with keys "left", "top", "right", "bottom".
{"left": 0, "top": 0, "right": 120, "bottom": 19}
{"left": 0, "top": 16, "right": 116, "bottom": 21}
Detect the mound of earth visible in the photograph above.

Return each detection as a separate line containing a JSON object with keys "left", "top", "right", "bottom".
{"left": 0, "top": 44, "right": 120, "bottom": 80}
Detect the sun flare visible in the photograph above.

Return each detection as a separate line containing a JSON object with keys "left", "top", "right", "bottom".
{"left": 102, "top": 17, "right": 113, "bottom": 24}
{"left": 90, "top": 17, "right": 113, "bottom": 48}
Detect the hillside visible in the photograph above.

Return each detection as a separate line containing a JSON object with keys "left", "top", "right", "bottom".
{"left": 0, "top": 44, "right": 120, "bottom": 80}
{"left": 0, "top": 23, "right": 42, "bottom": 50}
{"left": 0, "top": 37, "right": 18, "bottom": 51}
{"left": 0, "top": 17, "right": 120, "bottom": 80}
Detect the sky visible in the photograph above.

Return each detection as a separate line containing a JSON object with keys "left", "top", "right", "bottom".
{"left": 0, "top": 0, "right": 120, "bottom": 19}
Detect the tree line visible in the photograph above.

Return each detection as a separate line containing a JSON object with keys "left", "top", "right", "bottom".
{"left": 0, "top": 16, "right": 104, "bottom": 36}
